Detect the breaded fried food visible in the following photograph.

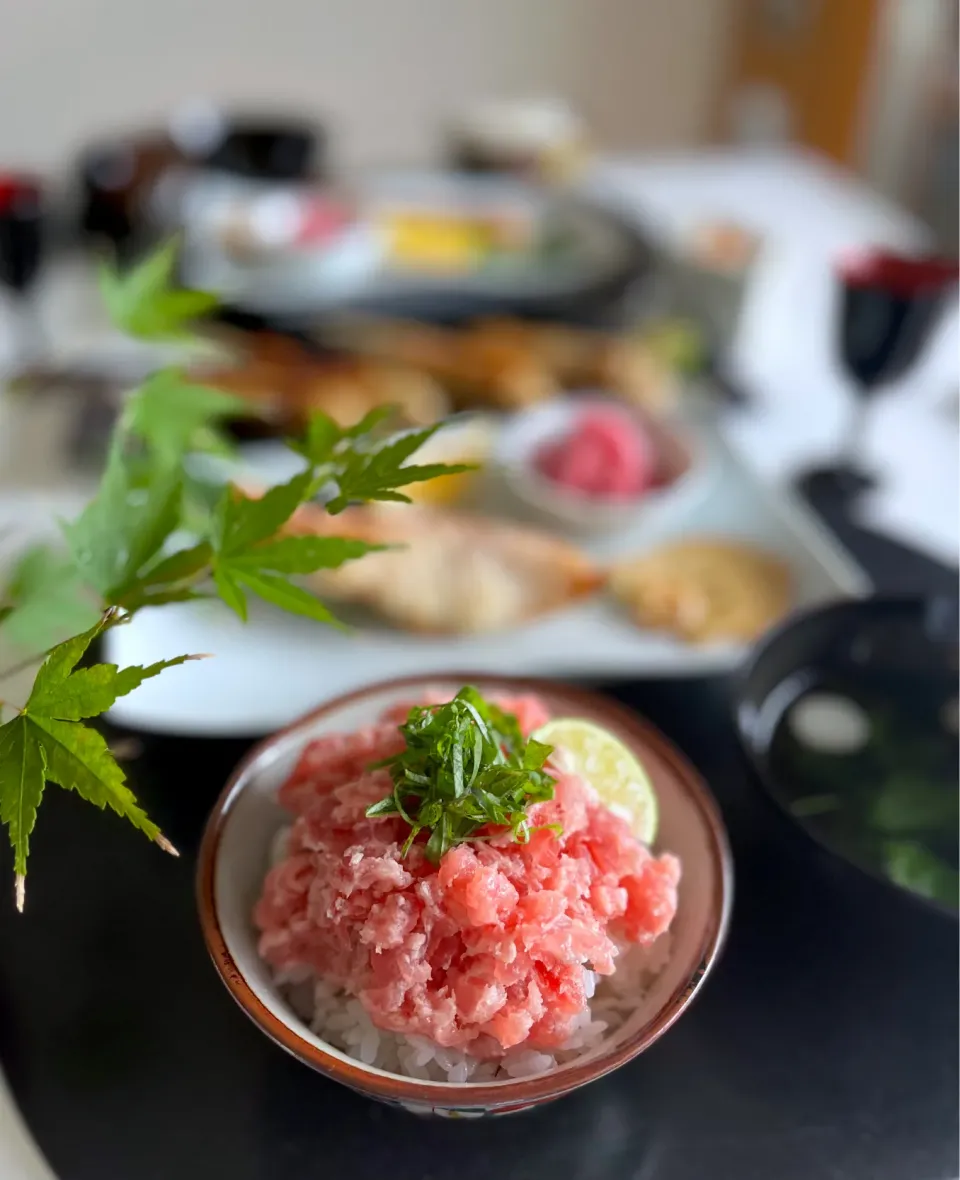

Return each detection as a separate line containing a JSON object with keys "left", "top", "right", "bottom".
{"left": 611, "top": 538, "right": 791, "bottom": 643}
{"left": 193, "top": 333, "right": 449, "bottom": 430}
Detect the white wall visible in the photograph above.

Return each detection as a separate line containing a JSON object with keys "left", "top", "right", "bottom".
{"left": 0, "top": 0, "right": 732, "bottom": 171}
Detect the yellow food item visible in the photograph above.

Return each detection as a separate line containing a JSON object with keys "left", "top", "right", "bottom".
{"left": 381, "top": 208, "right": 535, "bottom": 273}
{"left": 384, "top": 213, "right": 488, "bottom": 272}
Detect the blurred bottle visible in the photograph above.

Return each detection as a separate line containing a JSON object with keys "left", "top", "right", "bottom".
{"left": 77, "top": 137, "right": 178, "bottom": 260}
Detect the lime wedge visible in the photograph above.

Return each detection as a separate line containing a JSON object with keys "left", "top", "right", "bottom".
{"left": 533, "top": 717, "right": 659, "bottom": 844}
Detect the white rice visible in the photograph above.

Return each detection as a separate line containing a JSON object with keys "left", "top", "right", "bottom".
{"left": 267, "top": 824, "right": 672, "bottom": 1083}
{"left": 274, "top": 932, "right": 671, "bottom": 1083}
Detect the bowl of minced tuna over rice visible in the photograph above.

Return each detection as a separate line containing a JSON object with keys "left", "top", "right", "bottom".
{"left": 197, "top": 674, "right": 733, "bottom": 1117}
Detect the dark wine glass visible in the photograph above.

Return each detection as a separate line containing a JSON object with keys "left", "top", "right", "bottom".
{"left": 830, "top": 250, "right": 958, "bottom": 489}
{"left": 0, "top": 174, "right": 45, "bottom": 363}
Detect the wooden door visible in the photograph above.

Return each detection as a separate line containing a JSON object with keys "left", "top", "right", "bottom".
{"left": 720, "top": 0, "right": 883, "bottom": 165}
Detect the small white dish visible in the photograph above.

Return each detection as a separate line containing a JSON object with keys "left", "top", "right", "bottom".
{"left": 495, "top": 395, "right": 712, "bottom": 535}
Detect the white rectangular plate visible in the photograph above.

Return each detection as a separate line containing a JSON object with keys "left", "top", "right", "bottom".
{"left": 99, "top": 410, "right": 868, "bottom": 737}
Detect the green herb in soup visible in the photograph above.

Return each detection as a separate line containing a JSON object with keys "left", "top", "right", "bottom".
{"left": 769, "top": 681, "right": 959, "bottom": 909}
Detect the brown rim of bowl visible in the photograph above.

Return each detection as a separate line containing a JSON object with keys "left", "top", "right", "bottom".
{"left": 196, "top": 673, "right": 734, "bottom": 1108}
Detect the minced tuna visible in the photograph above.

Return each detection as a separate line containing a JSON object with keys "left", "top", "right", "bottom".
{"left": 254, "top": 695, "right": 680, "bottom": 1058}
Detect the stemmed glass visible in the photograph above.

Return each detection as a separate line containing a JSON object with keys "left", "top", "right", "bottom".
{"left": 830, "top": 249, "right": 957, "bottom": 490}
{"left": 0, "top": 174, "right": 45, "bottom": 365}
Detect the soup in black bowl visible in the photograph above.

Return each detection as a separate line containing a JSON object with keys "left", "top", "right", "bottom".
{"left": 736, "top": 597, "right": 958, "bottom": 913}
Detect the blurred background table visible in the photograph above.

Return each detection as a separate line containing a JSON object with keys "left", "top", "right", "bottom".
{"left": 3, "top": 147, "right": 956, "bottom": 571}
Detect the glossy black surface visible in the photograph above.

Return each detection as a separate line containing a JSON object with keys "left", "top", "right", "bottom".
{"left": 0, "top": 675, "right": 957, "bottom": 1180}
{"left": 795, "top": 468, "right": 959, "bottom": 597}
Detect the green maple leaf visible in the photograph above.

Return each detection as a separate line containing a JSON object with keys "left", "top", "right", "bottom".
{"left": 206, "top": 414, "right": 471, "bottom": 620}
{"left": 209, "top": 472, "right": 380, "bottom": 623}
{"left": 217, "top": 568, "right": 341, "bottom": 625}
{"left": 212, "top": 471, "right": 315, "bottom": 555}
{"left": 289, "top": 411, "right": 475, "bottom": 513}
{"left": 0, "top": 613, "right": 205, "bottom": 909}
{"left": 0, "top": 717, "right": 46, "bottom": 913}
{"left": 287, "top": 406, "right": 394, "bottom": 466}
{"left": 121, "top": 369, "right": 249, "bottom": 463}
{"left": 324, "top": 423, "right": 473, "bottom": 514}
{"left": 136, "top": 542, "right": 213, "bottom": 587}
{"left": 287, "top": 409, "right": 347, "bottom": 465}
{"left": 61, "top": 442, "right": 182, "bottom": 601}
{"left": 0, "top": 285, "right": 476, "bottom": 913}
{"left": 115, "top": 540, "right": 215, "bottom": 612}
{"left": 98, "top": 239, "right": 219, "bottom": 341}
{"left": 228, "top": 535, "right": 377, "bottom": 575}
{"left": 0, "top": 545, "right": 102, "bottom": 654}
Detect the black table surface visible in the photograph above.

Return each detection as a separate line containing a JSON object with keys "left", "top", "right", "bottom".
{"left": 0, "top": 486, "right": 957, "bottom": 1180}
{"left": 0, "top": 673, "right": 957, "bottom": 1180}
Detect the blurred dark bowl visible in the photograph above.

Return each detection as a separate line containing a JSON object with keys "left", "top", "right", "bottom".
{"left": 734, "top": 595, "right": 959, "bottom": 917}
{"left": 75, "top": 114, "right": 325, "bottom": 253}
{"left": 200, "top": 117, "right": 323, "bottom": 182}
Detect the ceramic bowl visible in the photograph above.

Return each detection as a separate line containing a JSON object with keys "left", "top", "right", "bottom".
{"left": 495, "top": 395, "right": 712, "bottom": 535}
{"left": 197, "top": 674, "right": 733, "bottom": 1117}
{"left": 735, "top": 596, "right": 959, "bottom": 916}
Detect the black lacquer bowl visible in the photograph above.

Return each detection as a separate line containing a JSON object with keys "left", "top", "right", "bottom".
{"left": 735, "top": 596, "right": 959, "bottom": 916}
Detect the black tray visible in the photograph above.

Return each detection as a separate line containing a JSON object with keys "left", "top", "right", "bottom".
{"left": 0, "top": 672, "right": 956, "bottom": 1180}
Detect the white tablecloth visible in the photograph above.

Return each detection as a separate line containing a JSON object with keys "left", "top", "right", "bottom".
{"left": 2, "top": 147, "right": 957, "bottom": 564}
{"left": 587, "top": 149, "right": 959, "bottom": 565}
